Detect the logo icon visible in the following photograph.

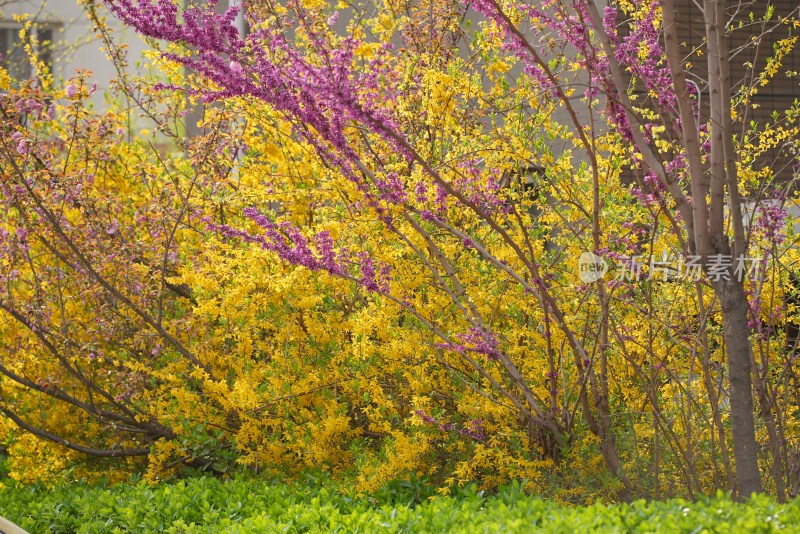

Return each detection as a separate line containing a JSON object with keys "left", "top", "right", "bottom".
{"left": 578, "top": 252, "right": 608, "bottom": 283}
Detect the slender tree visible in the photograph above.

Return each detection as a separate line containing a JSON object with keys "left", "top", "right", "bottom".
{"left": 100, "top": 0, "right": 800, "bottom": 498}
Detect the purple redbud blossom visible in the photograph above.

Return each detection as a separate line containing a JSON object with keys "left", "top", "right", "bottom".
{"left": 439, "top": 326, "right": 502, "bottom": 361}
{"left": 358, "top": 253, "right": 379, "bottom": 292}
{"left": 603, "top": 6, "right": 618, "bottom": 35}
{"left": 376, "top": 172, "right": 407, "bottom": 203}
{"left": 314, "top": 230, "right": 343, "bottom": 275}
{"left": 105, "top": 0, "right": 416, "bottom": 222}
{"left": 420, "top": 210, "right": 437, "bottom": 222}
{"left": 458, "top": 419, "right": 486, "bottom": 442}
{"left": 106, "top": 0, "right": 243, "bottom": 54}
{"left": 24, "top": 98, "right": 43, "bottom": 116}
{"left": 15, "top": 140, "right": 28, "bottom": 155}
{"left": 415, "top": 409, "right": 436, "bottom": 424}
{"left": 753, "top": 201, "right": 787, "bottom": 244}
{"left": 105, "top": 220, "right": 119, "bottom": 235}
{"left": 65, "top": 84, "right": 78, "bottom": 98}
{"left": 434, "top": 184, "right": 448, "bottom": 214}
{"left": 414, "top": 181, "right": 429, "bottom": 203}
{"left": 229, "top": 60, "right": 244, "bottom": 75}
{"left": 378, "top": 264, "right": 392, "bottom": 292}
{"left": 416, "top": 409, "right": 486, "bottom": 442}
{"left": 214, "top": 208, "right": 363, "bottom": 281}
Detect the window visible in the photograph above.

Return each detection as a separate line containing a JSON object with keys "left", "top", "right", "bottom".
{"left": 0, "top": 22, "right": 56, "bottom": 83}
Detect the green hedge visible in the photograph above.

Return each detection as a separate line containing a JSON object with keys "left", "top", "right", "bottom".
{"left": 0, "top": 477, "right": 796, "bottom": 533}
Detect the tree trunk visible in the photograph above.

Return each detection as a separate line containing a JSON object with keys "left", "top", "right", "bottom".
{"left": 716, "top": 278, "right": 763, "bottom": 497}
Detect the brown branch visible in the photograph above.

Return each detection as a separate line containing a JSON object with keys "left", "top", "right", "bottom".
{"left": 0, "top": 405, "right": 150, "bottom": 458}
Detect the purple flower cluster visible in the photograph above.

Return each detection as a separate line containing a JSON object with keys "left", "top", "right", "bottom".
{"left": 414, "top": 409, "right": 487, "bottom": 442}
{"left": 375, "top": 172, "right": 408, "bottom": 204}
{"left": 211, "top": 207, "right": 399, "bottom": 294}
{"left": 106, "top": 0, "right": 244, "bottom": 54}
{"left": 603, "top": 2, "right": 676, "bottom": 115}
{"left": 105, "top": 0, "right": 414, "bottom": 225}
{"left": 414, "top": 181, "right": 429, "bottom": 204}
{"left": 439, "top": 326, "right": 503, "bottom": 361}
{"left": 752, "top": 200, "right": 788, "bottom": 245}
{"left": 357, "top": 252, "right": 379, "bottom": 292}
{"left": 454, "top": 159, "right": 509, "bottom": 215}
{"left": 209, "top": 208, "right": 350, "bottom": 277}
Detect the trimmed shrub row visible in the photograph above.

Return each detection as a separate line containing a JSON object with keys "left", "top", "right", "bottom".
{"left": 1, "top": 477, "right": 796, "bottom": 533}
